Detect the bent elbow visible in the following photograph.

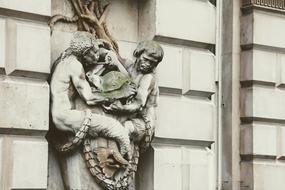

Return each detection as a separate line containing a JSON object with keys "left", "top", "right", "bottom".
{"left": 86, "top": 100, "right": 95, "bottom": 105}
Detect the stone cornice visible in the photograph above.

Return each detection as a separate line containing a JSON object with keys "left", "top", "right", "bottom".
{"left": 242, "top": 0, "right": 285, "bottom": 13}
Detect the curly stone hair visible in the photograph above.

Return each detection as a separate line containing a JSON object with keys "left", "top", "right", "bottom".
{"left": 133, "top": 41, "right": 164, "bottom": 63}
{"left": 70, "top": 31, "right": 99, "bottom": 56}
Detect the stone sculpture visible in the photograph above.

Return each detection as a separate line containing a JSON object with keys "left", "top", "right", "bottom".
{"left": 49, "top": 31, "right": 163, "bottom": 189}
{"left": 49, "top": 1, "right": 164, "bottom": 189}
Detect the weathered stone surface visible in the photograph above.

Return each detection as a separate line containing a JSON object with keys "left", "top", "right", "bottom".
{"left": 241, "top": 161, "right": 285, "bottom": 190}
{"left": 51, "top": 0, "right": 74, "bottom": 18}
{"left": 117, "top": 40, "right": 137, "bottom": 61}
{"left": 182, "top": 48, "right": 215, "bottom": 96}
{"left": 240, "top": 124, "right": 277, "bottom": 157}
{"left": 51, "top": 30, "right": 73, "bottom": 63}
{"left": 106, "top": 0, "right": 138, "bottom": 42}
{"left": 6, "top": 19, "right": 50, "bottom": 79}
{"left": 278, "top": 127, "right": 285, "bottom": 158}
{"left": 0, "top": 17, "right": 5, "bottom": 74}
{"left": 153, "top": 146, "right": 214, "bottom": 190}
{"left": 54, "top": 148, "right": 102, "bottom": 190}
{"left": 0, "top": 77, "right": 49, "bottom": 131}
{"left": 49, "top": 32, "right": 163, "bottom": 189}
{"left": 241, "top": 86, "right": 285, "bottom": 121}
{"left": 139, "top": 0, "right": 216, "bottom": 44}
{"left": 241, "top": 10, "right": 285, "bottom": 48}
{"left": 48, "top": 1, "right": 218, "bottom": 190}
{"left": 157, "top": 95, "right": 214, "bottom": 142}
{"left": 138, "top": 0, "right": 156, "bottom": 41}
{"left": 0, "top": 137, "right": 3, "bottom": 181}
{"left": 241, "top": 49, "right": 277, "bottom": 84}
{"left": 278, "top": 53, "right": 285, "bottom": 87}
{"left": 11, "top": 137, "right": 48, "bottom": 189}
{"left": 241, "top": 12, "right": 253, "bottom": 46}
{"left": 157, "top": 44, "right": 183, "bottom": 91}
{"left": 47, "top": 147, "right": 65, "bottom": 190}
{"left": 0, "top": 0, "right": 51, "bottom": 16}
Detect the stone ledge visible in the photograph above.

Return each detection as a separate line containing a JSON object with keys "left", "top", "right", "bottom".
{"left": 242, "top": 0, "right": 285, "bottom": 14}
{"left": 152, "top": 137, "right": 214, "bottom": 148}
{"left": 0, "top": 0, "right": 51, "bottom": 17}
{"left": 0, "top": 7, "right": 50, "bottom": 23}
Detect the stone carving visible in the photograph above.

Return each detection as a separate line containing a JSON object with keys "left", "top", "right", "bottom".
{"left": 242, "top": 0, "right": 285, "bottom": 12}
{"left": 49, "top": 0, "right": 118, "bottom": 52}
{"left": 49, "top": 31, "right": 164, "bottom": 189}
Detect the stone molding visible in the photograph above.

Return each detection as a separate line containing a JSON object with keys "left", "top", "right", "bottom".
{"left": 242, "top": 0, "right": 285, "bottom": 12}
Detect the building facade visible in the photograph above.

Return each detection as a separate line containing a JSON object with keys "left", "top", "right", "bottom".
{"left": 0, "top": 0, "right": 284, "bottom": 189}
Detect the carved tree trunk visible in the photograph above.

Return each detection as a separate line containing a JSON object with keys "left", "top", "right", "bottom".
{"left": 49, "top": 0, "right": 119, "bottom": 52}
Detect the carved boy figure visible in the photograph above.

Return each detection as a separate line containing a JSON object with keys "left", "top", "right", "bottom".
{"left": 103, "top": 41, "right": 164, "bottom": 150}
{"left": 50, "top": 32, "right": 134, "bottom": 156}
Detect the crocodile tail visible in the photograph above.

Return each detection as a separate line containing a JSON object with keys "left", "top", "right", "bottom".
{"left": 57, "top": 124, "right": 89, "bottom": 152}
{"left": 57, "top": 110, "right": 92, "bottom": 153}
{"left": 115, "top": 145, "right": 140, "bottom": 190}
{"left": 90, "top": 114, "right": 131, "bottom": 156}
{"left": 83, "top": 139, "right": 116, "bottom": 190}
{"left": 83, "top": 139, "right": 139, "bottom": 190}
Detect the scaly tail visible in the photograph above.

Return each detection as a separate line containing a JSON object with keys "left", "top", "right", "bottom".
{"left": 56, "top": 110, "right": 92, "bottom": 153}
{"left": 83, "top": 139, "right": 140, "bottom": 190}
{"left": 91, "top": 114, "right": 131, "bottom": 156}
{"left": 83, "top": 139, "right": 116, "bottom": 190}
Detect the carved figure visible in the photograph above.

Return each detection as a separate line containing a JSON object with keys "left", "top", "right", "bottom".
{"left": 49, "top": 13, "right": 164, "bottom": 188}
{"left": 103, "top": 41, "right": 164, "bottom": 151}
{"left": 50, "top": 31, "right": 134, "bottom": 157}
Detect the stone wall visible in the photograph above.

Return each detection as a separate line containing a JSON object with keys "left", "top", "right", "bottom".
{"left": 48, "top": 0, "right": 218, "bottom": 189}
{"left": 0, "top": 0, "right": 219, "bottom": 189}
{"left": 0, "top": 1, "right": 51, "bottom": 189}
{"left": 240, "top": 4, "right": 285, "bottom": 190}
{"left": 137, "top": 0, "right": 217, "bottom": 189}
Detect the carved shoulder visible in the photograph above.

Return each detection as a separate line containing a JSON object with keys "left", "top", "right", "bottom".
{"left": 68, "top": 57, "right": 85, "bottom": 78}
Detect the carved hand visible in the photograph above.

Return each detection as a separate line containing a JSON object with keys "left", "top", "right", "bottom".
{"left": 121, "top": 82, "right": 137, "bottom": 97}
{"left": 102, "top": 101, "right": 123, "bottom": 112}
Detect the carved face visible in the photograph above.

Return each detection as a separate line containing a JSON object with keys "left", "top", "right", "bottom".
{"left": 136, "top": 53, "right": 158, "bottom": 74}
{"left": 82, "top": 47, "right": 100, "bottom": 65}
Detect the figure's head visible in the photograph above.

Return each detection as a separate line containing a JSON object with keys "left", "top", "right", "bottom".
{"left": 133, "top": 41, "right": 164, "bottom": 74}
{"left": 70, "top": 32, "right": 101, "bottom": 65}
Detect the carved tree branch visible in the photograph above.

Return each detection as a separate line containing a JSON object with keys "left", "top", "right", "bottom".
{"left": 49, "top": 0, "right": 119, "bottom": 53}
